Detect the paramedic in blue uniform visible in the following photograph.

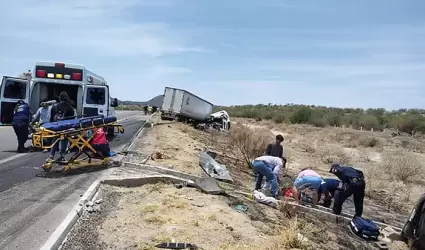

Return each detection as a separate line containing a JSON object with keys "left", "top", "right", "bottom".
{"left": 318, "top": 178, "right": 341, "bottom": 208}
{"left": 12, "top": 100, "right": 30, "bottom": 153}
{"left": 329, "top": 163, "right": 365, "bottom": 217}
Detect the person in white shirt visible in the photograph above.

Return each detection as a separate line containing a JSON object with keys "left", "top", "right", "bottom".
{"left": 252, "top": 155, "right": 286, "bottom": 199}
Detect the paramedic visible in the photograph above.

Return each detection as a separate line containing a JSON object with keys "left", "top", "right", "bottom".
{"left": 292, "top": 168, "right": 323, "bottom": 206}
{"left": 265, "top": 134, "right": 284, "bottom": 158}
{"left": 318, "top": 178, "right": 341, "bottom": 208}
{"left": 252, "top": 155, "right": 285, "bottom": 199}
{"left": 329, "top": 163, "right": 365, "bottom": 217}
{"left": 12, "top": 100, "right": 30, "bottom": 153}
{"left": 91, "top": 127, "right": 110, "bottom": 157}
{"left": 47, "top": 92, "right": 76, "bottom": 161}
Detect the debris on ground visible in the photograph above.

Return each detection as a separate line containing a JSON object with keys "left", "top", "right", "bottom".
{"left": 199, "top": 150, "right": 233, "bottom": 182}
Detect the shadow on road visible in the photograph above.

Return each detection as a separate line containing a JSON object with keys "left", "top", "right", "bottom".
{"left": 36, "top": 165, "right": 108, "bottom": 179}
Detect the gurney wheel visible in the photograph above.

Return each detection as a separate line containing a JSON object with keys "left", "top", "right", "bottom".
{"left": 102, "top": 158, "right": 110, "bottom": 165}
{"left": 62, "top": 164, "right": 71, "bottom": 173}
{"left": 42, "top": 163, "right": 52, "bottom": 172}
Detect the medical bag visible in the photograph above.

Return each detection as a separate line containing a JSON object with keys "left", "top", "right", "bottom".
{"left": 350, "top": 216, "right": 380, "bottom": 240}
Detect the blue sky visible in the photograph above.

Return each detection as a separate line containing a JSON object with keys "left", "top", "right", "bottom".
{"left": 0, "top": 0, "right": 424, "bottom": 110}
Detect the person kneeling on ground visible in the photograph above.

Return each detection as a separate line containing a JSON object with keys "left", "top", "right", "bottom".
{"left": 292, "top": 168, "right": 323, "bottom": 206}
{"left": 252, "top": 155, "right": 286, "bottom": 199}
{"left": 318, "top": 178, "right": 341, "bottom": 208}
{"left": 89, "top": 127, "right": 110, "bottom": 158}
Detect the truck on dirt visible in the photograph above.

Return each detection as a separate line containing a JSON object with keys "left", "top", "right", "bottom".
{"left": 0, "top": 62, "right": 119, "bottom": 136}
{"left": 160, "top": 87, "right": 214, "bottom": 124}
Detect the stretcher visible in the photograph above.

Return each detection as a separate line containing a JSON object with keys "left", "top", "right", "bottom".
{"left": 31, "top": 115, "right": 124, "bottom": 173}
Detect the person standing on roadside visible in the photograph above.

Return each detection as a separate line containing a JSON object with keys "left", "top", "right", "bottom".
{"left": 265, "top": 134, "right": 284, "bottom": 158}
{"left": 47, "top": 92, "right": 76, "bottom": 161}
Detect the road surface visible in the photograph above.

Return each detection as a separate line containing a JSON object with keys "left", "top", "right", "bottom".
{"left": 0, "top": 111, "right": 146, "bottom": 250}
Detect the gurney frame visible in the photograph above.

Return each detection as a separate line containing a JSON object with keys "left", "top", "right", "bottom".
{"left": 31, "top": 116, "right": 124, "bottom": 173}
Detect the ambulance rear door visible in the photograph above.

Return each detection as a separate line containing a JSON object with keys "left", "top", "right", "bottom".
{"left": 0, "top": 76, "right": 30, "bottom": 125}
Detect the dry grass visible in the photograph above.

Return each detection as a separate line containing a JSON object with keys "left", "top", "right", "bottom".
{"left": 317, "top": 146, "right": 352, "bottom": 165}
{"left": 228, "top": 123, "right": 273, "bottom": 169}
{"left": 382, "top": 150, "right": 425, "bottom": 183}
{"left": 125, "top": 118, "right": 418, "bottom": 249}
{"left": 218, "top": 217, "right": 316, "bottom": 250}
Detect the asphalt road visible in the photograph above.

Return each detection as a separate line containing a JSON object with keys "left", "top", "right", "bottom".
{"left": 0, "top": 111, "right": 146, "bottom": 250}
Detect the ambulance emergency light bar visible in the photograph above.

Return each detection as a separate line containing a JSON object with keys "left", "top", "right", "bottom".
{"left": 35, "top": 63, "right": 83, "bottom": 81}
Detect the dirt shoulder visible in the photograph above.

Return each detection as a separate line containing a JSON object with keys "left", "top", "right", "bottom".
{"left": 61, "top": 120, "right": 413, "bottom": 250}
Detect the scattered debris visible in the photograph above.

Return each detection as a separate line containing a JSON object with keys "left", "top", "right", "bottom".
{"left": 253, "top": 190, "right": 278, "bottom": 208}
{"left": 234, "top": 204, "right": 248, "bottom": 213}
{"left": 151, "top": 151, "right": 165, "bottom": 160}
{"left": 373, "top": 241, "right": 389, "bottom": 250}
{"left": 193, "top": 177, "right": 225, "bottom": 195}
{"left": 85, "top": 200, "right": 101, "bottom": 213}
{"left": 199, "top": 151, "right": 233, "bottom": 182}
{"left": 155, "top": 242, "right": 199, "bottom": 249}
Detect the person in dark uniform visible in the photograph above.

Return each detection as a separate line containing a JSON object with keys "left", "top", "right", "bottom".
{"left": 265, "top": 134, "right": 284, "bottom": 158}
{"left": 318, "top": 178, "right": 342, "bottom": 208}
{"left": 143, "top": 105, "right": 148, "bottom": 115}
{"left": 12, "top": 100, "right": 30, "bottom": 153}
{"left": 329, "top": 163, "right": 366, "bottom": 217}
{"left": 47, "top": 92, "right": 76, "bottom": 161}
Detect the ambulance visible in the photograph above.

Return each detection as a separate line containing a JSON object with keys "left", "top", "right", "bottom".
{"left": 0, "top": 62, "right": 119, "bottom": 135}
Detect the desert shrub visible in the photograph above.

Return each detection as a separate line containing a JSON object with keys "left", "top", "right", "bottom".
{"left": 382, "top": 150, "right": 425, "bottom": 183}
{"left": 273, "top": 115, "right": 285, "bottom": 124}
{"left": 359, "top": 137, "right": 379, "bottom": 148}
{"left": 214, "top": 104, "right": 425, "bottom": 133}
{"left": 290, "top": 107, "right": 312, "bottom": 124}
{"left": 364, "top": 166, "right": 412, "bottom": 211}
{"left": 317, "top": 146, "right": 351, "bottom": 165}
{"left": 228, "top": 124, "right": 273, "bottom": 169}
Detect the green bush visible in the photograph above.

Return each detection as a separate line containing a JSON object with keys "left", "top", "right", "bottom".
{"left": 213, "top": 104, "right": 425, "bottom": 133}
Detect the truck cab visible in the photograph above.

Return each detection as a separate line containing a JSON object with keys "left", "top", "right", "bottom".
{"left": 0, "top": 62, "right": 119, "bottom": 130}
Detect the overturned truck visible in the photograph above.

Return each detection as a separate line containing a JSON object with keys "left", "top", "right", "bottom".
{"left": 160, "top": 87, "right": 230, "bottom": 130}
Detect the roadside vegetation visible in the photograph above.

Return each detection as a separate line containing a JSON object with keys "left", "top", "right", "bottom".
{"left": 215, "top": 104, "right": 425, "bottom": 136}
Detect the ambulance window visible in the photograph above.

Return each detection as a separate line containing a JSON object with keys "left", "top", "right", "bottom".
{"left": 3, "top": 80, "right": 27, "bottom": 99}
{"left": 86, "top": 87, "right": 105, "bottom": 105}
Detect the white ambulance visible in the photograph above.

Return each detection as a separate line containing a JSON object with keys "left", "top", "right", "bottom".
{"left": 0, "top": 62, "right": 119, "bottom": 135}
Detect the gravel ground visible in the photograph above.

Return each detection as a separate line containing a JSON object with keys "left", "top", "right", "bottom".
{"left": 60, "top": 187, "right": 121, "bottom": 250}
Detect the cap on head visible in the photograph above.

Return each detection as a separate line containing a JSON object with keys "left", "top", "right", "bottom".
{"left": 330, "top": 163, "right": 340, "bottom": 172}
{"left": 16, "top": 100, "right": 25, "bottom": 105}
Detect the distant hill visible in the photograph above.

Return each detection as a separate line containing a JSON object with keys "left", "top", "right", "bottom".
{"left": 118, "top": 95, "right": 164, "bottom": 107}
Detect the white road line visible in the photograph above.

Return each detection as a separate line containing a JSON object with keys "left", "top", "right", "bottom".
{"left": 0, "top": 153, "right": 28, "bottom": 165}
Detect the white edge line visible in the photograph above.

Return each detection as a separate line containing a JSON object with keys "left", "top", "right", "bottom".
{"left": 0, "top": 153, "right": 28, "bottom": 165}
{"left": 39, "top": 113, "right": 153, "bottom": 250}
{"left": 39, "top": 180, "right": 101, "bottom": 250}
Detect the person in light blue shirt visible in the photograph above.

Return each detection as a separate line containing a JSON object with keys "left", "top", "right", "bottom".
{"left": 32, "top": 99, "right": 55, "bottom": 125}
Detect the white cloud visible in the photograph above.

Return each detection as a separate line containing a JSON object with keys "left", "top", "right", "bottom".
{"left": 0, "top": 0, "right": 207, "bottom": 58}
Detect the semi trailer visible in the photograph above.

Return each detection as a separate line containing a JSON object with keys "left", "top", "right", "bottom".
{"left": 161, "top": 87, "right": 214, "bottom": 123}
